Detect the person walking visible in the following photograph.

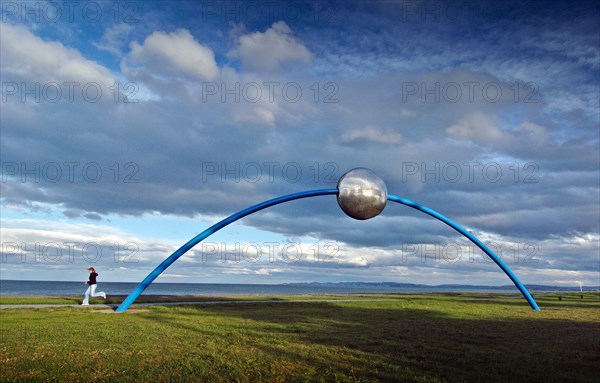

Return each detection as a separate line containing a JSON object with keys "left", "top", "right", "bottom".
{"left": 82, "top": 267, "right": 106, "bottom": 305}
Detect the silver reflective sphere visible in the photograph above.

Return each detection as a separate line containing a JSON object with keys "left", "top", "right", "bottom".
{"left": 337, "top": 168, "right": 387, "bottom": 220}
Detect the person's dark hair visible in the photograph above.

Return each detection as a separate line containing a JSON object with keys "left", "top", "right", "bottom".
{"left": 87, "top": 267, "right": 95, "bottom": 272}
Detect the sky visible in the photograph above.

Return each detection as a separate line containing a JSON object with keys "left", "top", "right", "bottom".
{"left": 1, "top": 0, "right": 598, "bottom": 287}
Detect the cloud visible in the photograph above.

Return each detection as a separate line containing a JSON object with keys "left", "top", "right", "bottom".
{"left": 127, "top": 29, "right": 218, "bottom": 81}
{"left": 446, "top": 112, "right": 510, "bottom": 144}
{"left": 93, "top": 23, "right": 133, "bottom": 56}
{"left": 0, "top": 218, "right": 183, "bottom": 280}
{"left": 1, "top": 3, "right": 598, "bottom": 286}
{"left": 340, "top": 125, "right": 402, "bottom": 145}
{"left": 63, "top": 210, "right": 102, "bottom": 221}
{"left": 229, "top": 21, "right": 312, "bottom": 72}
{"left": 0, "top": 23, "right": 115, "bottom": 87}
{"left": 519, "top": 121, "right": 548, "bottom": 143}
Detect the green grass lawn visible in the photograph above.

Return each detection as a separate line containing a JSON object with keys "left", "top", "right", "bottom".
{"left": 0, "top": 293, "right": 406, "bottom": 305}
{"left": 1, "top": 293, "right": 599, "bottom": 382}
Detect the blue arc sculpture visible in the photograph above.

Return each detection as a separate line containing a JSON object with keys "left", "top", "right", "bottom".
{"left": 116, "top": 168, "right": 540, "bottom": 312}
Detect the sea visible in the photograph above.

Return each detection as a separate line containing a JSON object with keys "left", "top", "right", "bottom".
{"left": 0, "top": 279, "right": 525, "bottom": 296}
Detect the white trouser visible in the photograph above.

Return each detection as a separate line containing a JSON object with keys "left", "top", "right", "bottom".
{"left": 83, "top": 284, "right": 105, "bottom": 304}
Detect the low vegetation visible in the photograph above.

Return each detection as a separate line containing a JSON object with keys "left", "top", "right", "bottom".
{"left": 1, "top": 293, "right": 598, "bottom": 382}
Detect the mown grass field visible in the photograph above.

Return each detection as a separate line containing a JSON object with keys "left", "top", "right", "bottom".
{"left": 1, "top": 293, "right": 599, "bottom": 382}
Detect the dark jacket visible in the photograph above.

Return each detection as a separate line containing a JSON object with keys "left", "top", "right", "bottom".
{"left": 87, "top": 272, "right": 98, "bottom": 285}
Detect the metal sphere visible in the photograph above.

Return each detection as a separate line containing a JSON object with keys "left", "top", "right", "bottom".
{"left": 337, "top": 168, "right": 387, "bottom": 220}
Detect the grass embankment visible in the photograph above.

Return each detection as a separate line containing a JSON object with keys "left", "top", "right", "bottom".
{"left": 1, "top": 293, "right": 599, "bottom": 382}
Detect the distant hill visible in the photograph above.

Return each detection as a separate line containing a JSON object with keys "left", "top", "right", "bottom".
{"left": 284, "top": 281, "right": 599, "bottom": 292}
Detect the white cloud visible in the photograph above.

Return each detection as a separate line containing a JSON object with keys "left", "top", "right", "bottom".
{"left": 93, "top": 23, "right": 133, "bottom": 56}
{"left": 229, "top": 21, "right": 312, "bottom": 72}
{"left": 128, "top": 29, "right": 218, "bottom": 81}
{"left": 0, "top": 23, "right": 115, "bottom": 87}
{"left": 161, "top": 273, "right": 190, "bottom": 278}
{"left": 519, "top": 121, "right": 548, "bottom": 142}
{"left": 341, "top": 125, "right": 402, "bottom": 144}
{"left": 0, "top": 218, "right": 177, "bottom": 279}
{"left": 446, "top": 112, "right": 509, "bottom": 144}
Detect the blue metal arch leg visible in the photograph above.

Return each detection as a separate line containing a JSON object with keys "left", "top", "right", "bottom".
{"left": 115, "top": 189, "right": 338, "bottom": 312}
{"left": 387, "top": 194, "right": 540, "bottom": 311}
